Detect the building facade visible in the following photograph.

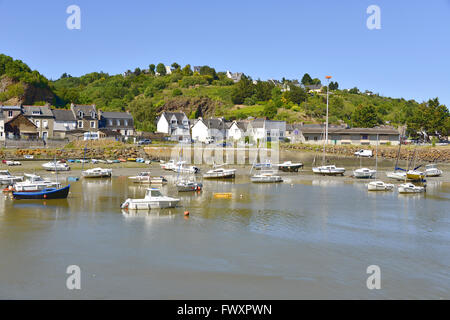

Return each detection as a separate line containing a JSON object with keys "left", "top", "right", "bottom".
{"left": 98, "top": 110, "right": 135, "bottom": 137}
{"left": 23, "top": 105, "right": 55, "bottom": 139}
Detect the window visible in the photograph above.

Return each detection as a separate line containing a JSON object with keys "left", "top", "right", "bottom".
{"left": 124, "top": 120, "right": 128, "bottom": 126}
{"left": 32, "top": 110, "right": 40, "bottom": 115}
{"left": 43, "top": 120, "right": 48, "bottom": 128}
{"left": 314, "top": 136, "right": 318, "bottom": 141}
{"left": 8, "top": 111, "right": 13, "bottom": 118}
{"left": 78, "top": 111, "right": 84, "bottom": 118}
{"left": 305, "top": 136, "right": 309, "bottom": 141}
{"left": 361, "top": 135, "right": 368, "bottom": 140}
{"left": 78, "top": 121, "right": 83, "bottom": 128}
{"left": 108, "top": 119, "right": 113, "bottom": 126}
{"left": 90, "top": 121, "right": 96, "bottom": 128}
{"left": 116, "top": 120, "right": 120, "bottom": 126}
{"left": 35, "top": 120, "right": 40, "bottom": 128}
{"left": 266, "top": 131, "right": 271, "bottom": 137}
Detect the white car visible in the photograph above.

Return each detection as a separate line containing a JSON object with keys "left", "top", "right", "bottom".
{"left": 354, "top": 149, "right": 373, "bottom": 157}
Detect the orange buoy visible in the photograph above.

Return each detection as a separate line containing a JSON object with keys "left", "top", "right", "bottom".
{"left": 44, "top": 194, "right": 47, "bottom": 199}
{"left": 184, "top": 211, "right": 189, "bottom": 216}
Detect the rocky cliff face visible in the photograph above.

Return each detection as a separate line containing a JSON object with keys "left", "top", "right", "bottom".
{"left": 157, "top": 97, "right": 222, "bottom": 118}
{"left": 0, "top": 76, "right": 54, "bottom": 105}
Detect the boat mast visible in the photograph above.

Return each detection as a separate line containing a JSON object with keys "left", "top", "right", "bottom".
{"left": 375, "top": 134, "right": 378, "bottom": 179}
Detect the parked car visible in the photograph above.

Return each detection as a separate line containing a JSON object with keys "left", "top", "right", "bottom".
{"left": 354, "top": 149, "right": 373, "bottom": 157}
{"left": 205, "top": 137, "right": 215, "bottom": 144}
{"left": 138, "top": 139, "right": 152, "bottom": 145}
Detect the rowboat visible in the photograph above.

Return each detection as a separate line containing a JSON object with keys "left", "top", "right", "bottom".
{"left": 82, "top": 168, "right": 112, "bottom": 178}
{"left": 13, "top": 185, "right": 70, "bottom": 200}
{"left": 121, "top": 188, "right": 180, "bottom": 210}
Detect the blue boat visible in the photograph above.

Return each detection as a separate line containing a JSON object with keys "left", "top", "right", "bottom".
{"left": 13, "top": 185, "right": 70, "bottom": 200}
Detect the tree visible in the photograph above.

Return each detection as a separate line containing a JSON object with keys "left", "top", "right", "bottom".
{"left": 199, "top": 65, "right": 217, "bottom": 79}
{"left": 182, "top": 64, "right": 193, "bottom": 76}
{"left": 301, "top": 73, "right": 313, "bottom": 86}
{"left": 407, "top": 98, "right": 450, "bottom": 139}
{"left": 349, "top": 87, "right": 359, "bottom": 94}
{"left": 149, "top": 64, "right": 155, "bottom": 75}
{"left": 134, "top": 68, "right": 141, "bottom": 76}
{"left": 351, "top": 104, "right": 381, "bottom": 128}
{"left": 156, "top": 63, "right": 166, "bottom": 76}
{"left": 263, "top": 101, "right": 278, "bottom": 119}
{"left": 284, "top": 85, "right": 307, "bottom": 105}
{"left": 329, "top": 81, "right": 339, "bottom": 90}
{"left": 171, "top": 62, "right": 180, "bottom": 70}
{"left": 254, "top": 80, "right": 274, "bottom": 101}
{"left": 231, "top": 75, "right": 254, "bottom": 104}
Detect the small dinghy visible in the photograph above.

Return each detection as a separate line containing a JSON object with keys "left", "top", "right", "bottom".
{"left": 121, "top": 188, "right": 180, "bottom": 210}
{"left": 13, "top": 185, "right": 70, "bottom": 200}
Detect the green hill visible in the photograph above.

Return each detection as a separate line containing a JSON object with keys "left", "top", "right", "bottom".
{"left": 1, "top": 54, "right": 448, "bottom": 138}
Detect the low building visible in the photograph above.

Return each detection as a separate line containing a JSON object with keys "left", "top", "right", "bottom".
{"left": 227, "top": 121, "right": 248, "bottom": 141}
{"left": 191, "top": 118, "right": 228, "bottom": 143}
{"left": 23, "top": 105, "right": 55, "bottom": 140}
{"left": 1, "top": 105, "right": 22, "bottom": 120}
{"left": 226, "top": 71, "right": 243, "bottom": 83}
{"left": 298, "top": 125, "right": 400, "bottom": 145}
{"left": 98, "top": 110, "right": 135, "bottom": 137}
{"left": 4, "top": 114, "right": 38, "bottom": 140}
{"left": 52, "top": 109, "right": 77, "bottom": 139}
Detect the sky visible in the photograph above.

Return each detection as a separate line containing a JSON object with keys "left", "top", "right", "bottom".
{"left": 1, "top": 0, "right": 450, "bottom": 106}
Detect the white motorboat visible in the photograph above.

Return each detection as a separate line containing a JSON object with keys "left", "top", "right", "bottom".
{"left": 368, "top": 181, "right": 394, "bottom": 191}
{"left": 13, "top": 174, "right": 61, "bottom": 192}
{"left": 203, "top": 168, "right": 236, "bottom": 179}
{"left": 425, "top": 164, "right": 443, "bottom": 177}
{"left": 82, "top": 167, "right": 112, "bottom": 178}
{"left": 176, "top": 180, "right": 203, "bottom": 192}
{"left": 42, "top": 161, "right": 71, "bottom": 171}
{"left": 5, "top": 161, "right": 21, "bottom": 166}
{"left": 353, "top": 168, "right": 377, "bottom": 179}
{"left": 0, "top": 170, "right": 23, "bottom": 185}
{"left": 386, "top": 171, "right": 406, "bottom": 180}
{"left": 274, "top": 161, "right": 303, "bottom": 172}
{"left": 160, "top": 160, "right": 177, "bottom": 171}
{"left": 173, "top": 164, "right": 200, "bottom": 174}
{"left": 312, "top": 165, "right": 345, "bottom": 176}
{"left": 129, "top": 172, "right": 167, "bottom": 184}
{"left": 251, "top": 170, "right": 283, "bottom": 183}
{"left": 121, "top": 188, "right": 180, "bottom": 210}
{"left": 398, "top": 183, "right": 425, "bottom": 194}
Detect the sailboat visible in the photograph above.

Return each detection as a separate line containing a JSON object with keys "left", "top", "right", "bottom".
{"left": 405, "top": 147, "right": 425, "bottom": 181}
{"left": 353, "top": 154, "right": 376, "bottom": 179}
{"left": 368, "top": 135, "right": 394, "bottom": 191}
{"left": 386, "top": 143, "right": 407, "bottom": 181}
{"left": 312, "top": 126, "right": 345, "bottom": 176}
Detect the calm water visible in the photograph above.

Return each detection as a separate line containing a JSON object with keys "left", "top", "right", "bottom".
{"left": 0, "top": 171, "right": 449, "bottom": 299}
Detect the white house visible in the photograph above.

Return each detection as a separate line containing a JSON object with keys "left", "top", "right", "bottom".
{"left": 227, "top": 121, "right": 248, "bottom": 141}
{"left": 52, "top": 109, "right": 77, "bottom": 139}
{"left": 191, "top": 118, "right": 229, "bottom": 143}
{"left": 156, "top": 111, "right": 190, "bottom": 142}
{"left": 247, "top": 119, "right": 286, "bottom": 142}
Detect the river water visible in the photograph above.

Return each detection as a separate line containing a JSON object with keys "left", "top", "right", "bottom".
{"left": 0, "top": 162, "right": 449, "bottom": 299}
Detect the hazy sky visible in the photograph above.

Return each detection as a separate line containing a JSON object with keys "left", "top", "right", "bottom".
{"left": 1, "top": 0, "right": 449, "bottom": 106}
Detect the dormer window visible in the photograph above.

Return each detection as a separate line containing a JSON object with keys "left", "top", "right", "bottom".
{"left": 8, "top": 111, "right": 13, "bottom": 118}
{"left": 32, "top": 110, "right": 41, "bottom": 115}
{"left": 78, "top": 111, "right": 84, "bottom": 118}
{"left": 91, "top": 112, "right": 96, "bottom": 118}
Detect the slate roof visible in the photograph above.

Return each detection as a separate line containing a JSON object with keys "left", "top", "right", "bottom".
{"left": 100, "top": 111, "right": 133, "bottom": 119}
{"left": 23, "top": 105, "right": 53, "bottom": 117}
{"left": 52, "top": 109, "right": 76, "bottom": 122}
{"left": 161, "top": 111, "right": 187, "bottom": 124}
{"left": 71, "top": 104, "right": 97, "bottom": 120}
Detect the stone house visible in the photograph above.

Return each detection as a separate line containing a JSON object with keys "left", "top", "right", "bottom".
{"left": 70, "top": 104, "right": 98, "bottom": 132}
{"left": 23, "top": 105, "right": 55, "bottom": 140}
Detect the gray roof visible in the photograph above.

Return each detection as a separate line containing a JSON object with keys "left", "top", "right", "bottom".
{"left": 204, "top": 118, "right": 227, "bottom": 130}
{"left": 100, "top": 111, "right": 133, "bottom": 119}
{"left": 23, "top": 105, "right": 53, "bottom": 117}
{"left": 52, "top": 109, "right": 76, "bottom": 121}
{"left": 1, "top": 105, "right": 22, "bottom": 110}
{"left": 305, "top": 84, "right": 323, "bottom": 90}
{"left": 71, "top": 104, "right": 97, "bottom": 120}
{"left": 250, "top": 118, "right": 266, "bottom": 128}
{"left": 162, "top": 111, "right": 187, "bottom": 123}
{"left": 236, "top": 121, "right": 248, "bottom": 131}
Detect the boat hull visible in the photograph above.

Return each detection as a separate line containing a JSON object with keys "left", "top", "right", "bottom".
{"left": 121, "top": 199, "right": 180, "bottom": 210}
{"left": 13, "top": 185, "right": 70, "bottom": 200}
{"left": 278, "top": 164, "right": 303, "bottom": 172}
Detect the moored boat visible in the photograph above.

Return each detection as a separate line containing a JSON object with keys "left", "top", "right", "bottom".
{"left": 274, "top": 161, "right": 303, "bottom": 172}
{"left": 13, "top": 185, "right": 70, "bottom": 200}
{"left": 13, "top": 174, "right": 61, "bottom": 192}
{"left": 353, "top": 168, "right": 377, "bottom": 179}
{"left": 203, "top": 168, "right": 236, "bottom": 179}
{"left": 176, "top": 180, "right": 203, "bottom": 192}
{"left": 42, "top": 161, "right": 71, "bottom": 171}
{"left": 121, "top": 188, "right": 180, "bottom": 210}
{"left": 406, "top": 170, "right": 425, "bottom": 181}
{"left": 82, "top": 168, "right": 112, "bottom": 178}
{"left": 368, "top": 181, "right": 394, "bottom": 191}
{"left": 0, "top": 170, "right": 23, "bottom": 185}
{"left": 398, "top": 183, "right": 425, "bottom": 194}
{"left": 424, "top": 164, "right": 442, "bottom": 177}
{"left": 386, "top": 170, "right": 407, "bottom": 181}
{"left": 251, "top": 171, "right": 283, "bottom": 183}
{"left": 312, "top": 165, "right": 345, "bottom": 176}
